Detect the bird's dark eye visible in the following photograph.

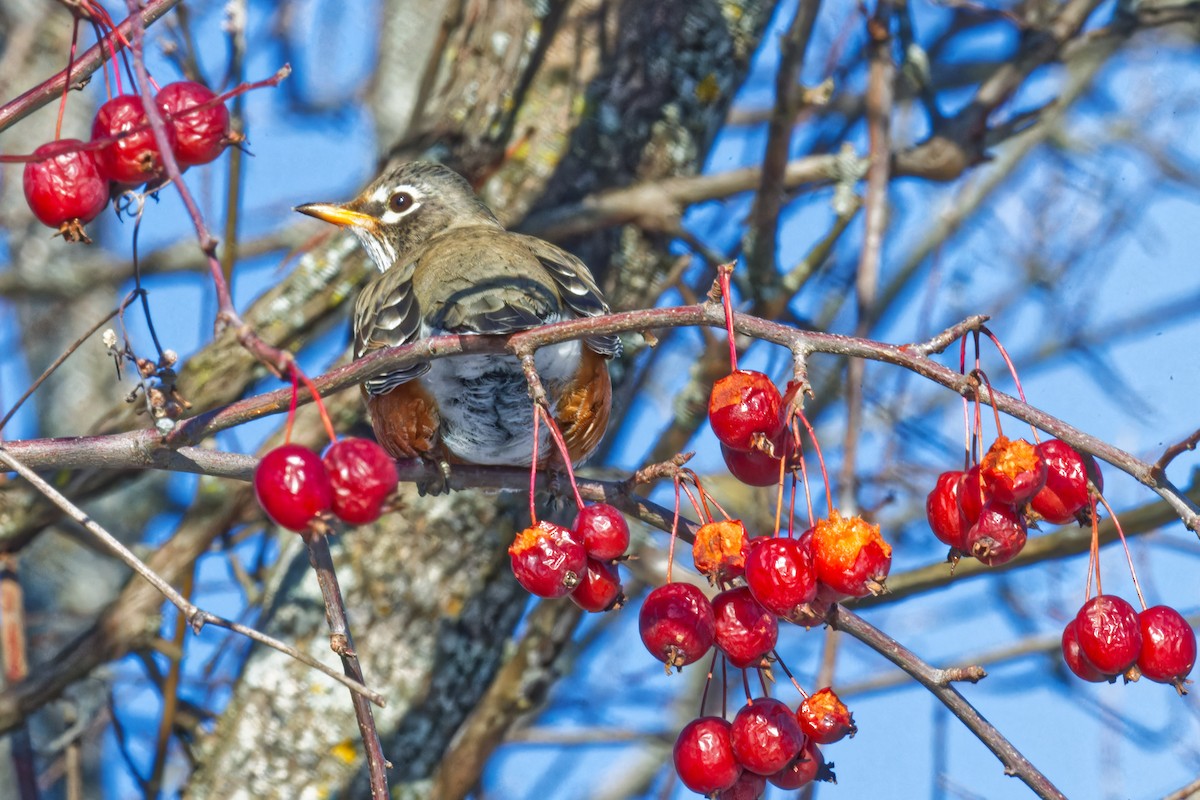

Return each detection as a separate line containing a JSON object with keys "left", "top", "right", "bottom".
{"left": 388, "top": 191, "right": 414, "bottom": 213}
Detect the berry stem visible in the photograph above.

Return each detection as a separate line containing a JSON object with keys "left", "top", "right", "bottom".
{"left": 974, "top": 369, "right": 1005, "bottom": 439}
{"left": 284, "top": 366, "right": 299, "bottom": 445}
{"left": 740, "top": 666, "right": 753, "bottom": 703}
{"left": 772, "top": 447, "right": 786, "bottom": 537}
{"left": 55, "top": 19, "right": 82, "bottom": 141}
{"left": 982, "top": 326, "right": 1039, "bottom": 443}
{"left": 666, "top": 477, "right": 682, "bottom": 584}
{"left": 289, "top": 364, "right": 338, "bottom": 445}
{"left": 1095, "top": 492, "right": 1147, "bottom": 611}
{"left": 718, "top": 263, "right": 738, "bottom": 371}
{"left": 794, "top": 409, "right": 833, "bottom": 518}
{"left": 1085, "top": 495, "right": 1101, "bottom": 600}
{"left": 528, "top": 407, "right": 540, "bottom": 525}
{"left": 698, "top": 647, "right": 720, "bottom": 716}
{"left": 772, "top": 653, "right": 809, "bottom": 699}
{"left": 535, "top": 404, "right": 585, "bottom": 511}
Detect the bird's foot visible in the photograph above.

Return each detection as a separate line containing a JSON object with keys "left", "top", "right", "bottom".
{"left": 415, "top": 457, "right": 453, "bottom": 497}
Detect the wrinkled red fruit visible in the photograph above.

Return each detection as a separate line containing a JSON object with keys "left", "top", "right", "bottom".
{"left": 254, "top": 444, "right": 333, "bottom": 532}
{"left": 639, "top": 582, "right": 716, "bottom": 670}
{"left": 796, "top": 687, "right": 856, "bottom": 745}
{"left": 959, "top": 464, "right": 985, "bottom": 524}
{"left": 980, "top": 436, "right": 1047, "bottom": 506}
{"left": 1075, "top": 595, "right": 1142, "bottom": 675}
{"left": 155, "top": 81, "right": 231, "bottom": 167}
{"left": 965, "top": 502, "right": 1028, "bottom": 566}
{"left": 693, "top": 519, "right": 750, "bottom": 581}
{"left": 811, "top": 510, "right": 892, "bottom": 597}
{"left": 1030, "top": 439, "right": 1089, "bottom": 524}
{"left": 721, "top": 442, "right": 783, "bottom": 487}
{"left": 91, "top": 94, "right": 176, "bottom": 185}
{"left": 768, "top": 740, "right": 835, "bottom": 789}
{"left": 1137, "top": 605, "right": 1197, "bottom": 688}
{"left": 1061, "top": 618, "right": 1109, "bottom": 683}
{"left": 569, "top": 558, "right": 625, "bottom": 613}
{"left": 507, "top": 521, "right": 586, "bottom": 599}
{"left": 717, "top": 771, "right": 767, "bottom": 800}
{"left": 926, "top": 470, "right": 970, "bottom": 550}
{"left": 23, "top": 140, "right": 109, "bottom": 240}
{"left": 572, "top": 502, "right": 630, "bottom": 562}
{"left": 745, "top": 536, "right": 817, "bottom": 616}
{"left": 713, "top": 586, "right": 778, "bottom": 669}
{"left": 730, "top": 697, "right": 806, "bottom": 776}
{"left": 321, "top": 437, "right": 398, "bottom": 525}
{"left": 709, "top": 370, "right": 784, "bottom": 452}
{"left": 673, "top": 717, "right": 742, "bottom": 795}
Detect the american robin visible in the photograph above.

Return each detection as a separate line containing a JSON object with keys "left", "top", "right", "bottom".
{"left": 295, "top": 161, "right": 621, "bottom": 471}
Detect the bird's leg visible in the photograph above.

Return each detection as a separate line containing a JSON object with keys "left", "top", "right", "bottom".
{"left": 414, "top": 455, "right": 452, "bottom": 497}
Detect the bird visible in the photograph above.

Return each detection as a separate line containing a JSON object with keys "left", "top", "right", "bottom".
{"left": 294, "top": 161, "right": 621, "bottom": 475}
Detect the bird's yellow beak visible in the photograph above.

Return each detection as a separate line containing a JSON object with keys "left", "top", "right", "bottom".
{"left": 294, "top": 202, "right": 376, "bottom": 229}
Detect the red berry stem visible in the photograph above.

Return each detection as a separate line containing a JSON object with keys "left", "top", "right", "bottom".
{"left": 717, "top": 262, "right": 739, "bottom": 371}
{"left": 666, "top": 476, "right": 684, "bottom": 584}
{"left": 1085, "top": 494, "right": 1101, "bottom": 600}
{"left": 56, "top": 19, "right": 83, "bottom": 141}
{"left": 290, "top": 364, "right": 338, "bottom": 445}
{"left": 534, "top": 404, "right": 585, "bottom": 511}
{"left": 1094, "top": 492, "right": 1148, "bottom": 611}
{"left": 284, "top": 366, "right": 300, "bottom": 445}
{"left": 793, "top": 425, "right": 814, "bottom": 530}
{"left": 770, "top": 649, "right": 809, "bottom": 698}
{"left": 973, "top": 368, "right": 1007, "bottom": 440}
{"left": 528, "top": 404, "right": 541, "bottom": 524}
{"left": 793, "top": 408, "right": 833, "bottom": 517}
{"left": 697, "top": 646, "right": 721, "bottom": 715}
{"left": 981, "top": 326, "right": 1039, "bottom": 443}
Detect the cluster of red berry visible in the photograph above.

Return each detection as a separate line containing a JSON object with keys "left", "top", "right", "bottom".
{"left": 23, "top": 81, "right": 232, "bottom": 242}
{"left": 1063, "top": 595, "right": 1195, "bottom": 691}
{"left": 507, "top": 503, "right": 631, "bottom": 613}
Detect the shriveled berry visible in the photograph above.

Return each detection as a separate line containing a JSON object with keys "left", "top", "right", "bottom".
{"left": 965, "top": 502, "right": 1028, "bottom": 566}
{"left": 768, "top": 740, "right": 835, "bottom": 789}
{"left": 639, "top": 583, "right": 716, "bottom": 670}
{"left": 693, "top": 519, "right": 750, "bottom": 581}
{"left": 569, "top": 558, "right": 625, "bottom": 613}
{"left": 673, "top": 717, "right": 742, "bottom": 794}
{"left": 745, "top": 536, "right": 817, "bottom": 616}
{"left": 717, "top": 771, "right": 767, "bottom": 800}
{"left": 959, "top": 463, "right": 985, "bottom": 524}
{"left": 155, "top": 81, "right": 231, "bottom": 166}
{"left": 91, "top": 94, "right": 176, "bottom": 185}
{"left": 1030, "top": 439, "right": 1089, "bottom": 524}
{"left": 572, "top": 503, "right": 630, "bottom": 561}
{"left": 721, "top": 442, "right": 783, "bottom": 487}
{"left": 1061, "top": 617, "right": 1109, "bottom": 683}
{"left": 796, "top": 687, "right": 856, "bottom": 745}
{"left": 713, "top": 586, "right": 778, "bottom": 669}
{"left": 508, "top": 521, "right": 586, "bottom": 599}
{"left": 811, "top": 510, "right": 891, "bottom": 597}
{"left": 1075, "top": 595, "right": 1142, "bottom": 675}
{"left": 980, "top": 435, "right": 1047, "bottom": 506}
{"left": 926, "top": 470, "right": 970, "bottom": 551}
{"left": 321, "top": 437, "right": 398, "bottom": 525}
{"left": 730, "top": 697, "right": 806, "bottom": 776}
{"left": 1137, "top": 605, "right": 1196, "bottom": 689}
{"left": 254, "top": 444, "right": 333, "bottom": 532}
{"left": 709, "top": 370, "right": 784, "bottom": 452}
{"left": 23, "top": 140, "right": 109, "bottom": 241}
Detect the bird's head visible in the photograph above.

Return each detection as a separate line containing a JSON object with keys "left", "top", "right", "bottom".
{"left": 294, "top": 161, "right": 500, "bottom": 273}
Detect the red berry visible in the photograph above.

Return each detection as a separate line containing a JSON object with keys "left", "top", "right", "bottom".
{"left": 730, "top": 697, "right": 806, "bottom": 776}
{"left": 767, "top": 739, "right": 835, "bottom": 789}
{"left": 1075, "top": 595, "right": 1142, "bottom": 675}
{"left": 253, "top": 444, "right": 333, "bottom": 532}
{"left": 721, "top": 442, "right": 783, "bottom": 487}
{"left": 745, "top": 536, "right": 817, "bottom": 616}
{"left": 23, "top": 140, "right": 109, "bottom": 240}
{"left": 573, "top": 503, "right": 630, "bottom": 562}
{"left": 959, "top": 463, "right": 985, "bottom": 524}
{"left": 926, "top": 470, "right": 970, "bottom": 550}
{"left": 639, "top": 583, "right": 716, "bottom": 670}
{"left": 673, "top": 717, "right": 742, "bottom": 794}
{"left": 796, "top": 687, "right": 856, "bottom": 744}
{"left": 717, "top": 771, "right": 767, "bottom": 800}
{"left": 507, "top": 521, "right": 586, "bottom": 599}
{"left": 980, "top": 436, "right": 1047, "bottom": 506}
{"left": 1029, "top": 439, "right": 1089, "bottom": 524}
{"left": 811, "top": 510, "right": 892, "bottom": 597}
{"left": 155, "top": 81, "right": 231, "bottom": 166}
{"left": 1137, "top": 605, "right": 1196, "bottom": 688}
{"left": 965, "top": 502, "right": 1028, "bottom": 566}
{"left": 709, "top": 370, "right": 784, "bottom": 452}
{"left": 91, "top": 94, "right": 176, "bottom": 185}
{"left": 713, "top": 586, "right": 778, "bottom": 669}
{"left": 321, "top": 437, "right": 398, "bottom": 525}
{"left": 569, "top": 558, "right": 624, "bottom": 613}
{"left": 693, "top": 519, "right": 750, "bottom": 581}
{"left": 1061, "top": 617, "right": 1109, "bottom": 682}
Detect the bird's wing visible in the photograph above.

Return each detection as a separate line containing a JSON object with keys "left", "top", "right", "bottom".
{"left": 353, "top": 261, "right": 429, "bottom": 396}
{"left": 515, "top": 234, "right": 623, "bottom": 359}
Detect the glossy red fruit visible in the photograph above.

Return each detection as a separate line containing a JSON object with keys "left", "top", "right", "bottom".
{"left": 91, "top": 94, "right": 176, "bottom": 185}
{"left": 768, "top": 739, "right": 835, "bottom": 789}
{"left": 713, "top": 586, "right": 778, "bottom": 669}
{"left": 507, "top": 521, "right": 586, "bottom": 599}
{"left": 1137, "top": 605, "right": 1196, "bottom": 687}
{"left": 569, "top": 558, "right": 624, "bottom": 613}
{"left": 572, "top": 503, "right": 630, "bottom": 561}
{"left": 965, "top": 502, "right": 1028, "bottom": 566}
{"left": 926, "top": 470, "right": 970, "bottom": 550}
{"left": 1075, "top": 595, "right": 1142, "bottom": 675}
{"left": 980, "top": 436, "right": 1047, "bottom": 506}
{"left": 155, "top": 81, "right": 231, "bottom": 166}
{"left": 959, "top": 464, "right": 985, "bottom": 524}
{"left": 709, "top": 370, "right": 784, "bottom": 452}
{"left": 721, "top": 442, "right": 783, "bottom": 487}
{"left": 321, "top": 437, "right": 398, "bottom": 525}
{"left": 745, "top": 536, "right": 817, "bottom": 616}
{"left": 717, "top": 771, "right": 767, "bottom": 800}
{"left": 730, "top": 697, "right": 806, "bottom": 776}
{"left": 796, "top": 687, "right": 857, "bottom": 745}
{"left": 23, "top": 140, "right": 109, "bottom": 240}
{"left": 639, "top": 583, "right": 716, "bottom": 670}
{"left": 811, "top": 510, "right": 892, "bottom": 597}
{"left": 1061, "top": 618, "right": 1109, "bottom": 682}
{"left": 1029, "top": 439, "right": 1089, "bottom": 524}
{"left": 693, "top": 519, "right": 750, "bottom": 581}
{"left": 673, "top": 717, "right": 742, "bottom": 794}
{"left": 254, "top": 444, "right": 333, "bottom": 532}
